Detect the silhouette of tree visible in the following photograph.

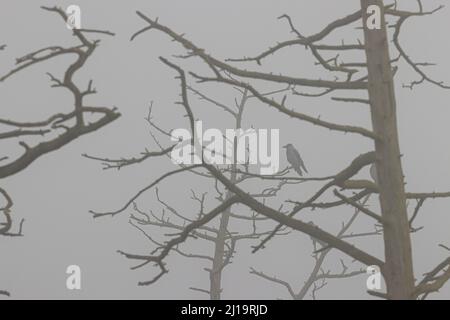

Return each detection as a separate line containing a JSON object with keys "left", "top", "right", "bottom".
{"left": 0, "top": 6, "right": 119, "bottom": 297}
{"left": 89, "top": 0, "right": 450, "bottom": 299}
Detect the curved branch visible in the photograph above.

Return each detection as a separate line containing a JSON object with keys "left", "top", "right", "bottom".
{"left": 132, "top": 12, "right": 368, "bottom": 90}
{"left": 189, "top": 71, "right": 377, "bottom": 140}
{"left": 204, "top": 163, "right": 384, "bottom": 269}
{"left": 90, "top": 165, "right": 202, "bottom": 218}
{"left": 118, "top": 196, "right": 240, "bottom": 286}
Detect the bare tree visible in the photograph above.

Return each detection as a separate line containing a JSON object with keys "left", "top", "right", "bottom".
{"left": 0, "top": 6, "right": 119, "bottom": 297}
{"left": 89, "top": 0, "right": 450, "bottom": 299}
{"left": 87, "top": 84, "right": 302, "bottom": 298}
{"left": 250, "top": 195, "right": 376, "bottom": 300}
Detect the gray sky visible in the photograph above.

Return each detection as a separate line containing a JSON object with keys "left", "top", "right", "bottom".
{"left": 0, "top": 0, "right": 449, "bottom": 299}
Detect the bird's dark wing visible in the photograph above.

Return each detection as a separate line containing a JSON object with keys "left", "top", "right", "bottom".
{"left": 299, "top": 156, "right": 308, "bottom": 173}
{"left": 292, "top": 147, "right": 307, "bottom": 173}
{"left": 292, "top": 147, "right": 308, "bottom": 173}
{"left": 287, "top": 148, "right": 299, "bottom": 165}
{"left": 289, "top": 147, "right": 301, "bottom": 164}
{"left": 287, "top": 147, "right": 303, "bottom": 175}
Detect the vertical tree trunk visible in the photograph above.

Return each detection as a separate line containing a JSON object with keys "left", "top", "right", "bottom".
{"left": 361, "top": 0, "right": 415, "bottom": 299}
{"left": 210, "top": 148, "right": 239, "bottom": 299}
{"left": 210, "top": 205, "right": 232, "bottom": 299}
{"left": 209, "top": 93, "right": 247, "bottom": 299}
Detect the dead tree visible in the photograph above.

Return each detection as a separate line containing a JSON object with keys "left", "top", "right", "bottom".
{"left": 250, "top": 195, "right": 378, "bottom": 299}
{"left": 0, "top": 6, "right": 119, "bottom": 297}
{"left": 88, "top": 86, "right": 372, "bottom": 299}
{"left": 86, "top": 84, "right": 298, "bottom": 298}
{"left": 90, "top": 0, "right": 450, "bottom": 299}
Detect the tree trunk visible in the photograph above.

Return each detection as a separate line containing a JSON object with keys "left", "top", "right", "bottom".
{"left": 209, "top": 93, "right": 247, "bottom": 299}
{"left": 361, "top": 0, "right": 415, "bottom": 299}
{"left": 210, "top": 206, "right": 232, "bottom": 299}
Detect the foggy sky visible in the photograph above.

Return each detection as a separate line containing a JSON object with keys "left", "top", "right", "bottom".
{"left": 0, "top": 0, "right": 449, "bottom": 299}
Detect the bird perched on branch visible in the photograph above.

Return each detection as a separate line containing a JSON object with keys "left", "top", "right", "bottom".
{"left": 283, "top": 143, "right": 307, "bottom": 176}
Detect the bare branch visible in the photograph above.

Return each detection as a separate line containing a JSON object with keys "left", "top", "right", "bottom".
{"left": 82, "top": 146, "right": 175, "bottom": 170}
{"left": 253, "top": 151, "right": 376, "bottom": 251}
{"left": 204, "top": 163, "right": 384, "bottom": 268}
{"left": 90, "top": 165, "right": 202, "bottom": 218}
{"left": 333, "top": 190, "right": 385, "bottom": 224}
{"left": 250, "top": 267, "right": 296, "bottom": 298}
{"left": 132, "top": 12, "right": 368, "bottom": 90}
{"left": 415, "top": 257, "right": 450, "bottom": 299}
{"left": 118, "top": 196, "right": 240, "bottom": 285}
{"left": 189, "top": 72, "right": 378, "bottom": 140}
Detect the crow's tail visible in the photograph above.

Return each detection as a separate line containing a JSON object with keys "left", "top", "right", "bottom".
{"left": 293, "top": 166, "right": 303, "bottom": 176}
